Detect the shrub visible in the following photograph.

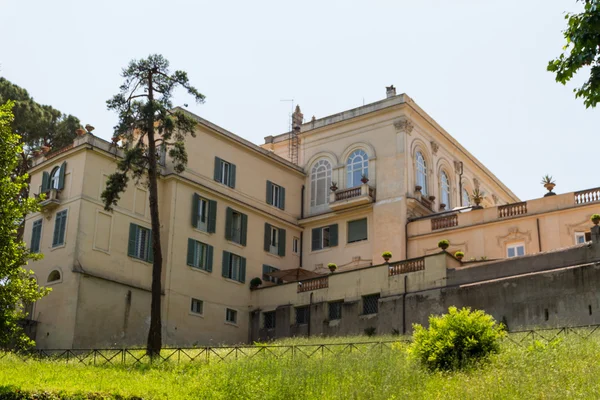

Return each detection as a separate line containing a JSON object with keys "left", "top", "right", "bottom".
{"left": 364, "top": 326, "right": 376, "bottom": 337}
{"left": 409, "top": 306, "right": 506, "bottom": 371}
{"left": 437, "top": 239, "right": 450, "bottom": 249}
{"left": 382, "top": 251, "right": 392, "bottom": 258}
{"left": 591, "top": 214, "right": 600, "bottom": 221}
{"left": 327, "top": 263, "right": 337, "bottom": 271}
{"left": 454, "top": 251, "right": 464, "bottom": 258}
{"left": 250, "top": 277, "right": 262, "bottom": 288}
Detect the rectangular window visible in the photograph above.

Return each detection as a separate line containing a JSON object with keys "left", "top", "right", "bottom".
{"left": 295, "top": 306, "right": 309, "bottom": 325}
{"left": 292, "top": 237, "right": 300, "bottom": 254}
{"left": 214, "top": 157, "right": 236, "bottom": 188}
{"left": 187, "top": 239, "right": 213, "bottom": 271}
{"left": 270, "top": 226, "right": 279, "bottom": 254}
{"left": 264, "top": 223, "right": 286, "bottom": 256}
{"left": 222, "top": 251, "right": 246, "bottom": 283}
{"left": 30, "top": 219, "right": 43, "bottom": 253}
{"left": 575, "top": 232, "right": 591, "bottom": 244}
{"left": 197, "top": 197, "right": 209, "bottom": 231}
{"left": 266, "top": 181, "right": 286, "bottom": 210}
{"left": 264, "top": 311, "right": 276, "bottom": 329}
{"left": 506, "top": 243, "right": 525, "bottom": 258}
{"left": 226, "top": 308, "right": 237, "bottom": 324}
{"left": 128, "top": 223, "right": 152, "bottom": 262}
{"left": 190, "top": 298, "right": 204, "bottom": 315}
{"left": 328, "top": 301, "right": 343, "bottom": 320}
{"left": 225, "top": 207, "right": 247, "bottom": 245}
{"left": 231, "top": 211, "right": 242, "bottom": 243}
{"left": 52, "top": 210, "right": 68, "bottom": 247}
{"left": 311, "top": 224, "right": 338, "bottom": 251}
{"left": 347, "top": 218, "right": 368, "bottom": 244}
{"left": 362, "top": 294, "right": 380, "bottom": 315}
{"left": 192, "top": 194, "right": 217, "bottom": 233}
{"left": 263, "top": 265, "right": 281, "bottom": 284}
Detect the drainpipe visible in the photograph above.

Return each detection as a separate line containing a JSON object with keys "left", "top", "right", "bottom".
{"left": 299, "top": 232, "right": 303, "bottom": 268}
{"left": 301, "top": 185, "right": 305, "bottom": 219}
{"left": 536, "top": 218, "right": 542, "bottom": 252}
{"left": 458, "top": 162, "right": 464, "bottom": 206}
{"left": 308, "top": 292, "right": 313, "bottom": 338}
{"left": 405, "top": 219, "right": 409, "bottom": 260}
{"left": 402, "top": 275, "right": 408, "bottom": 335}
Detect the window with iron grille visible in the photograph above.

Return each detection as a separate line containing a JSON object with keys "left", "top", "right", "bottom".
{"left": 328, "top": 301, "right": 343, "bottom": 320}
{"left": 264, "top": 311, "right": 276, "bottom": 329}
{"left": 362, "top": 294, "right": 380, "bottom": 315}
{"left": 296, "top": 306, "right": 309, "bottom": 325}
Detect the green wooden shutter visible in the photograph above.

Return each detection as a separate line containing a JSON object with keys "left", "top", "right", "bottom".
{"left": 187, "top": 238, "right": 196, "bottom": 267}
{"left": 266, "top": 181, "right": 273, "bottom": 205}
{"left": 229, "top": 163, "right": 236, "bottom": 188}
{"left": 41, "top": 171, "right": 50, "bottom": 192}
{"left": 311, "top": 228, "right": 322, "bottom": 251}
{"left": 239, "top": 257, "right": 246, "bottom": 283}
{"left": 222, "top": 251, "right": 230, "bottom": 278}
{"left": 279, "top": 187, "right": 285, "bottom": 210}
{"left": 214, "top": 157, "right": 222, "bottom": 182}
{"left": 264, "top": 223, "right": 271, "bottom": 252}
{"left": 207, "top": 200, "right": 217, "bottom": 233}
{"left": 192, "top": 194, "right": 200, "bottom": 228}
{"left": 329, "top": 224, "right": 339, "bottom": 247}
{"left": 52, "top": 215, "right": 61, "bottom": 247}
{"left": 31, "top": 220, "right": 42, "bottom": 253}
{"left": 147, "top": 229, "right": 154, "bottom": 263}
{"left": 58, "top": 161, "right": 66, "bottom": 189}
{"left": 278, "top": 228, "right": 286, "bottom": 257}
{"left": 240, "top": 213, "right": 248, "bottom": 246}
{"left": 128, "top": 223, "right": 136, "bottom": 256}
{"left": 206, "top": 245, "right": 214, "bottom": 272}
{"left": 225, "top": 207, "right": 233, "bottom": 240}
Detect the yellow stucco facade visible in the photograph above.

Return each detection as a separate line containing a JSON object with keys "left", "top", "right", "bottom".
{"left": 22, "top": 88, "right": 600, "bottom": 348}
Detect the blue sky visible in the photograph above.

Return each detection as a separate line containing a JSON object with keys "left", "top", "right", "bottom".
{"left": 1, "top": 0, "right": 596, "bottom": 201}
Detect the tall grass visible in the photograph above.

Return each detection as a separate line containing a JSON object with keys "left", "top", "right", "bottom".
{"left": 2, "top": 335, "right": 600, "bottom": 399}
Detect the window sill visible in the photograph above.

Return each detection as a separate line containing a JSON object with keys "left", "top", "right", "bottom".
{"left": 227, "top": 240, "right": 246, "bottom": 249}
{"left": 345, "top": 239, "right": 369, "bottom": 248}
{"left": 266, "top": 251, "right": 282, "bottom": 259}
{"left": 92, "top": 247, "right": 110, "bottom": 255}
{"left": 50, "top": 244, "right": 66, "bottom": 252}
{"left": 359, "top": 313, "right": 378, "bottom": 320}
{"left": 129, "top": 256, "right": 152, "bottom": 265}
{"left": 188, "top": 266, "right": 211, "bottom": 275}
{"left": 193, "top": 227, "right": 213, "bottom": 237}
{"left": 189, "top": 311, "right": 204, "bottom": 318}
{"left": 310, "top": 247, "right": 333, "bottom": 255}
{"left": 224, "top": 278, "right": 244, "bottom": 285}
{"left": 224, "top": 321, "right": 239, "bottom": 327}
{"left": 46, "top": 280, "right": 63, "bottom": 286}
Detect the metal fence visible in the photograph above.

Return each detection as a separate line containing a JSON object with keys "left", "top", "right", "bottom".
{"left": 3, "top": 323, "right": 600, "bottom": 366}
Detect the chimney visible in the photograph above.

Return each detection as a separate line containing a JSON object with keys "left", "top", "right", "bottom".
{"left": 292, "top": 105, "right": 303, "bottom": 131}
{"left": 386, "top": 85, "right": 396, "bottom": 98}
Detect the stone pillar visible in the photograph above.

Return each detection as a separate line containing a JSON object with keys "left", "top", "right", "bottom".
{"left": 592, "top": 225, "right": 600, "bottom": 245}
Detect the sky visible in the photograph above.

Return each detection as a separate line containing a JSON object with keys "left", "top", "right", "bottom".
{"left": 1, "top": 0, "right": 597, "bottom": 201}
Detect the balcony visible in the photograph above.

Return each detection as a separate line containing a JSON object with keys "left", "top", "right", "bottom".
{"left": 297, "top": 276, "right": 329, "bottom": 293}
{"left": 39, "top": 189, "right": 62, "bottom": 212}
{"left": 329, "top": 184, "right": 375, "bottom": 211}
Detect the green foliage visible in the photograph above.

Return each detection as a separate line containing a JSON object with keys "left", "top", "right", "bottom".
{"left": 591, "top": 214, "right": 600, "bottom": 221}
{"left": 327, "top": 263, "right": 337, "bottom": 270}
{"left": 454, "top": 251, "right": 464, "bottom": 258}
{"left": 409, "top": 306, "right": 506, "bottom": 371}
{"left": 438, "top": 239, "right": 450, "bottom": 249}
{"left": 364, "top": 326, "right": 376, "bottom": 336}
{"left": 250, "top": 277, "right": 262, "bottom": 288}
{"left": 541, "top": 174, "right": 555, "bottom": 185}
{"left": 548, "top": 0, "right": 600, "bottom": 108}
{"left": 471, "top": 188, "right": 485, "bottom": 205}
{"left": 381, "top": 251, "right": 392, "bottom": 258}
{"left": 0, "top": 101, "right": 50, "bottom": 348}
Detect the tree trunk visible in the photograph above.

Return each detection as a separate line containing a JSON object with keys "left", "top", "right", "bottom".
{"left": 146, "top": 71, "right": 163, "bottom": 359}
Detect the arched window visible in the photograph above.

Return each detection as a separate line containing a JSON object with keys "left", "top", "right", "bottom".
{"left": 310, "top": 159, "right": 332, "bottom": 208}
{"left": 462, "top": 188, "right": 470, "bottom": 207}
{"left": 346, "top": 149, "right": 368, "bottom": 188}
{"left": 47, "top": 270, "right": 61, "bottom": 283}
{"left": 415, "top": 151, "right": 428, "bottom": 195}
{"left": 50, "top": 167, "right": 61, "bottom": 189}
{"left": 440, "top": 171, "right": 450, "bottom": 207}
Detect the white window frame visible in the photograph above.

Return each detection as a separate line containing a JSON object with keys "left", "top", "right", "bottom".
{"left": 196, "top": 197, "right": 209, "bottom": 232}
{"left": 221, "top": 161, "right": 231, "bottom": 186}
{"left": 321, "top": 227, "right": 330, "bottom": 249}
{"left": 346, "top": 149, "right": 369, "bottom": 188}
{"left": 310, "top": 159, "right": 332, "bottom": 210}
{"left": 440, "top": 171, "right": 451, "bottom": 207}
{"left": 462, "top": 188, "right": 471, "bottom": 207}
{"left": 191, "top": 241, "right": 208, "bottom": 270}
{"left": 225, "top": 308, "right": 238, "bottom": 324}
{"left": 271, "top": 184, "right": 281, "bottom": 208}
{"left": 231, "top": 211, "right": 242, "bottom": 244}
{"left": 416, "top": 151, "right": 428, "bottom": 195}
{"left": 50, "top": 166, "right": 61, "bottom": 190}
{"left": 228, "top": 254, "right": 242, "bottom": 281}
{"left": 575, "top": 232, "right": 588, "bottom": 245}
{"left": 269, "top": 226, "right": 279, "bottom": 255}
{"left": 506, "top": 242, "right": 525, "bottom": 258}
{"left": 292, "top": 237, "right": 300, "bottom": 254}
{"left": 134, "top": 225, "right": 150, "bottom": 260}
{"left": 190, "top": 298, "right": 204, "bottom": 315}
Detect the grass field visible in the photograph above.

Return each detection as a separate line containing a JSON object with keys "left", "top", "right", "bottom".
{"left": 2, "top": 333, "right": 600, "bottom": 399}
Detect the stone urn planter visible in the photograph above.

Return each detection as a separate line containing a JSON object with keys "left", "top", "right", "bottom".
{"left": 542, "top": 175, "right": 556, "bottom": 197}
{"left": 382, "top": 252, "right": 392, "bottom": 263}
{"left": 439, "top": 203, "right": 446, "bottom": 211}
{"left": 361, "top": 175, "right": 369, "bottom": 184}
{"left": 438, "top": 240, "right": 450, "bottom": 251}
{"left": 75, "top": 128, "right": 87, "bottom": 137}
{"left": 428, "top": 195, "right": 436, "bottom": 202}
{"left": 592, "top": 214, "right": 600, "bottom": 225}
{"left": 330, "top": 182, "right": 338, "bottom": 192}
{"left": 328, "top": 263, "right": 337, "bottom": 273}
{"left": 454, "top": 251, "right": 464, "bottom": 261}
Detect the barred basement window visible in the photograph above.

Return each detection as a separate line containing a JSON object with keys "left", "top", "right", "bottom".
{"left": 296, "top": 306, "right": 309, "bottom": 325}
{"left": 328, "top": 301, "right": 343, "bottom": 320}
{"left": 264, "top": 311, "right": 276, "bottom": 329}
{"left": 362, "top": 294, "right": 380, "bottom": 315}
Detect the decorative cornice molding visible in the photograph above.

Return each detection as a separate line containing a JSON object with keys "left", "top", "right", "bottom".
{"left": 496, "top": 227, "right": 532, "bottom": 246}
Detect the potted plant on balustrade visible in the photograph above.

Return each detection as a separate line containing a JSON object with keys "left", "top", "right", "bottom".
{"left": 541, "top": 174, "right": 556, "bottom": 197}
{"left": 330, "top": 182, "right": 338, "bottom": 192}
{"left": 591, "top": 214, "right": 600, "bottom": 225}
{"left": 454, "top": 251, "right": 465, "bottom": 261}
{"left": 438, "top": 239, "right": 450, "bottom": 251}
{"left": 471, "top": 188, "right": 485, "bottom": 209}
{"left": 328, "top": 263, "right": 337, "bottom": 273}
{"left": 382, "top": 251, "right": 392, "bottom": 263}
{"left": 250, "top": 277, "right": 263, "bottom": 289}
{"left": 361, "top": 174, "right": 369, "bottom": 184}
